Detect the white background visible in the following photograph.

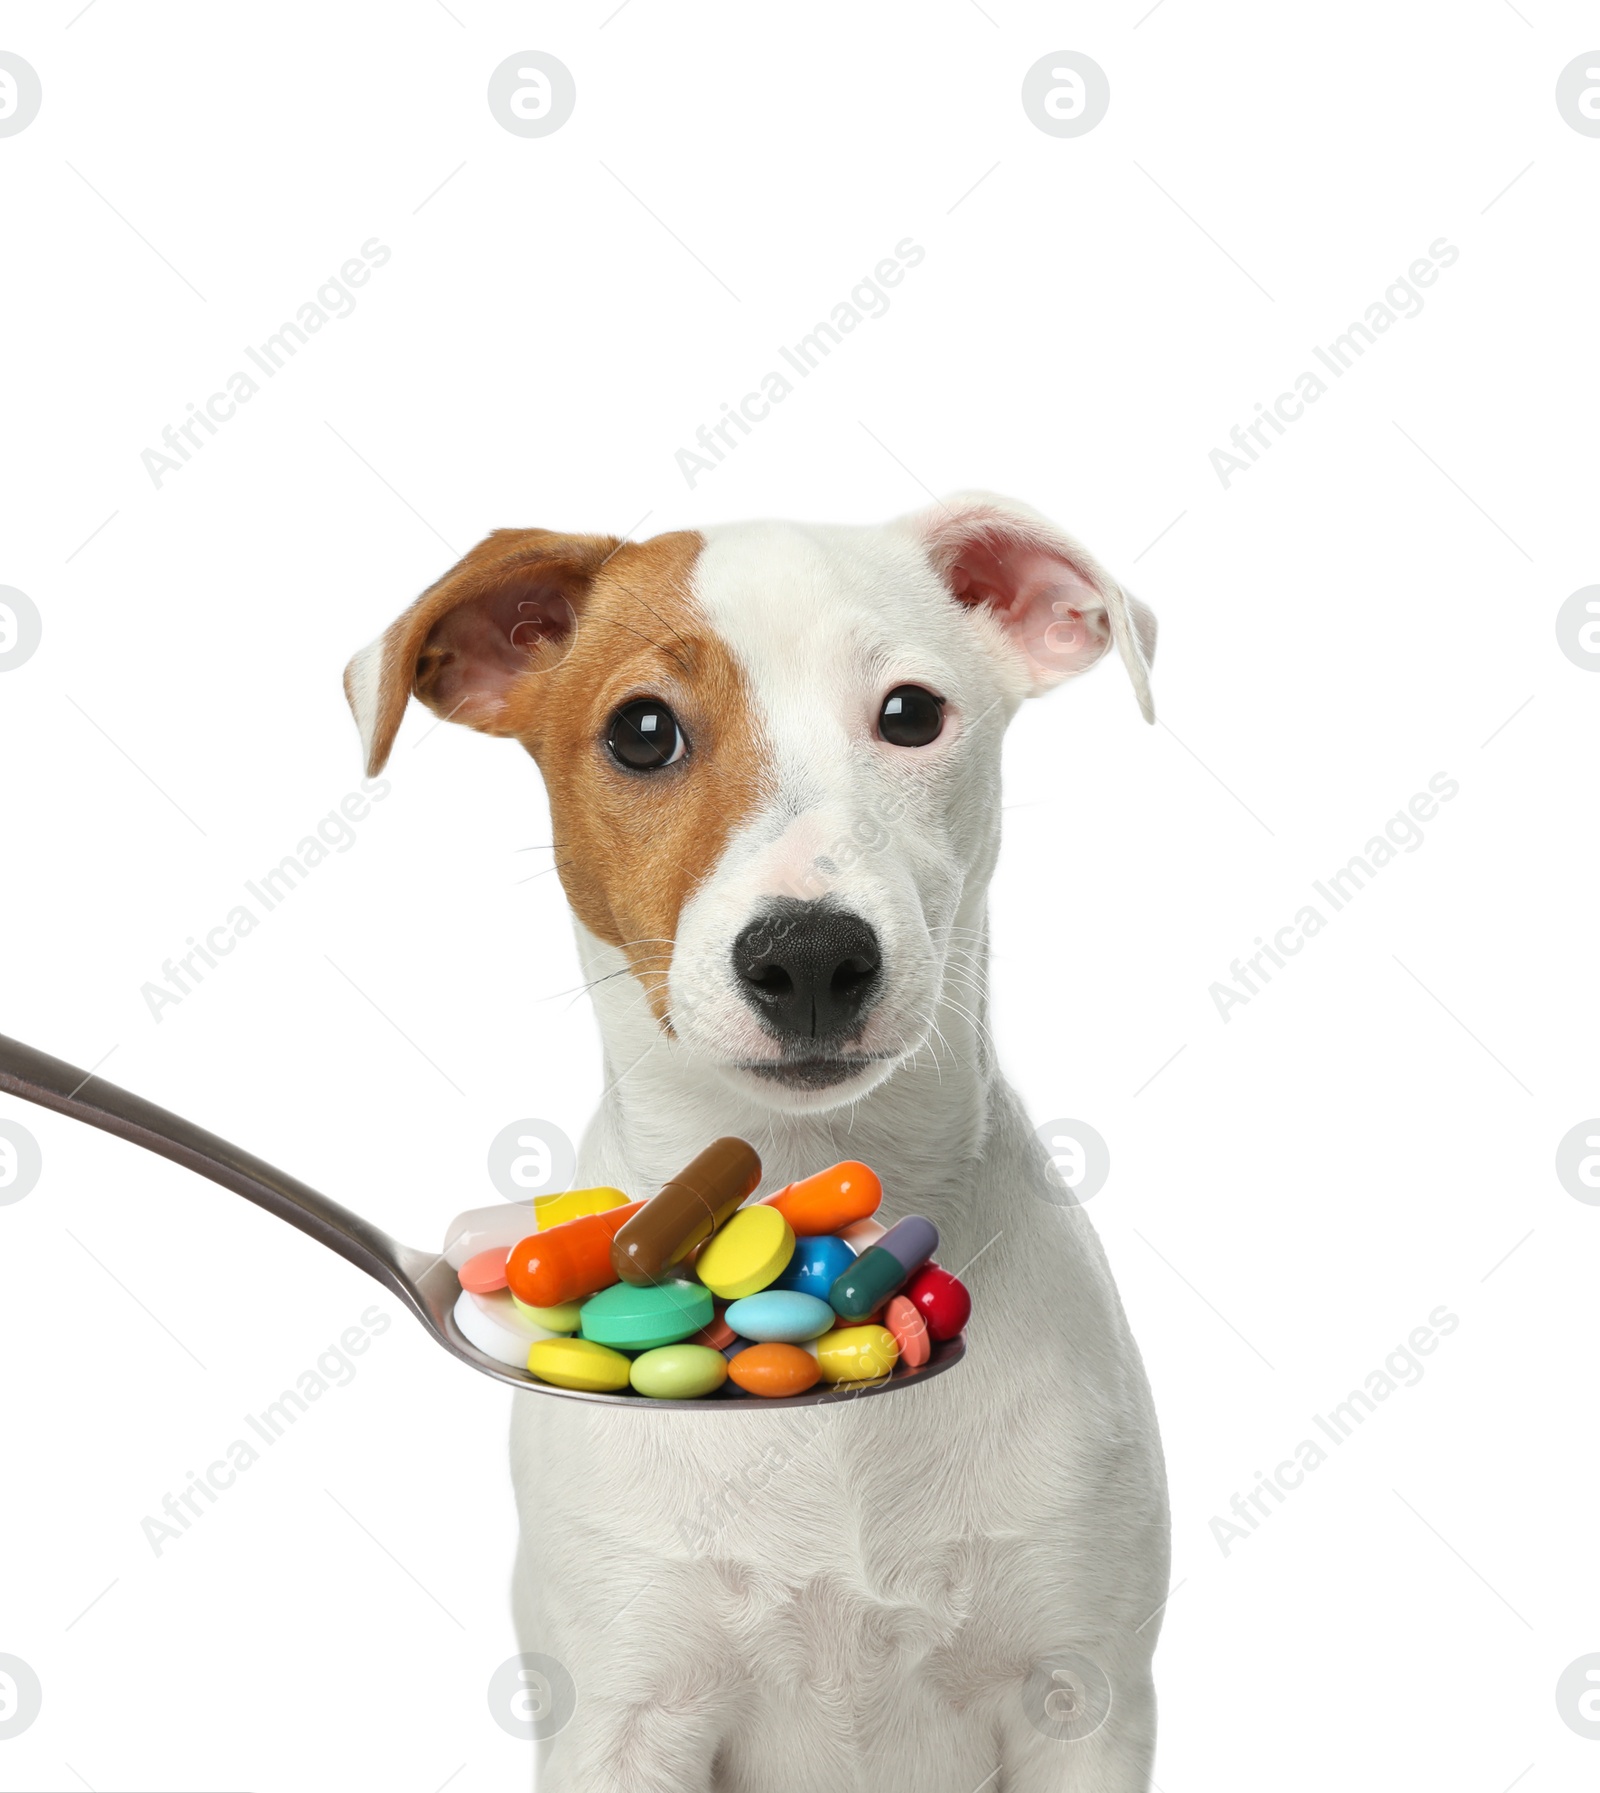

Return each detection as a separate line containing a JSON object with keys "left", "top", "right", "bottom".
{"left": 1, "top": 2, "right": 1596, "bottom": 1789}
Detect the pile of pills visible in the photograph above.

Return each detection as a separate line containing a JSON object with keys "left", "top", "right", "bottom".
{"left": 442, "top": 1139, "right": 972, "bottom": 1401}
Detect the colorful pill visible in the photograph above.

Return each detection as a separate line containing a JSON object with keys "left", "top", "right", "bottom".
{"left": 836, "top": 1216, "right": 887, "bottom": 1253}
{"left": 527, "top": 1336, "right": 632, "bottom": 1393}
{"left": 688, "top": 1303, "right": 736, "bottom": 1350}
{"left": 452, "top": 1288, "right": 562, "bottom": 1368}
{"left": 612, "top": 1138, "right": 762, "bottom": 1286}
{"left": 695, "top": 1204, "right": 795, "bottom": 1300}
{"left": 771, "top": 1234, "right": 855, "bottom": 1302}
{"left": 827, "top": 1215, "right": 938, "bottom": 1321}
{"left": 580, "top": 1279, "right": 712, "bottom": 1351}
{"left": 815, "top": 1323, "right": 899, "bottom": 1383}
{"left": 885, "top": 1295, "right": 931, "bottom": 1368}
{"left": 442, "top": 1200, "right": 535, "bottom": 1269}
{"left": 510, "top": 1296, "right": 583, "bottom": 1333}
{"left": 533, "top": 1185, "right": 630, "bottom": 1231}
{"left": 763, "top": 1160, "right": 881, "bottom": 1235}
{"left": 903, "top": 1264, "right": 972, "bottom": 1341}
{"left": 725, "top": 1289, "right": 835, "bottom": 1344}
{"left": 506, "top": 1201, "right": 645, "bottom": 1308}
{"left": 727, "top": 1340, "right": 822, "bottom": 1398}
{"left": 829, "top": 1299, "right": 885, "bottom": 1328}
{"left": 629, "top": 1343, "right": 729, "bottom": 1400}
{"left": 459, "top": 1247, "right": 510, "bottom": 1294}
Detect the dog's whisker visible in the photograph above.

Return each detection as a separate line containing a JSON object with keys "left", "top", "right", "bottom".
{"left": 593, "top": 610, "right": 694, "bottom": 679}
{"left": 939, "top": 988, "right": 983, "bottom": 1018}
{"left": 514, "top": 859, "right": 574, "bottom": 885}
{"left": 617, "top": 577, "right": 694, "bottom": 661}
{"left": 546, "top": 958, "right": 673, "bottom": 1005}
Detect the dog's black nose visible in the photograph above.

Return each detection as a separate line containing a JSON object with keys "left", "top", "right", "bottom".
{"left": 732, "top": 901, "right": 882, "bottom": 1043}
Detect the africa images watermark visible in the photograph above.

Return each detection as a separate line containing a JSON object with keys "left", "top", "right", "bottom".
{"left": 1210, "top": 1303, "right": 1460, "bottom": 1557}
{"left": 141, "top": 775, "right": 390, "bottom": 1021}
{"left": 140, "top": 1306, "right": 392, "bottom": 1556}
{"left": 1209, "top": 236, "right": 1460, "bottom": 489}
{"left": 674, "top": 236, "right": 926, "bottom": 488}
{"left": 140, "top": 236, "right": 392, "bottom": 488}
{"left": 1209, "top": 771, "right": 1458, "bottom": 1023}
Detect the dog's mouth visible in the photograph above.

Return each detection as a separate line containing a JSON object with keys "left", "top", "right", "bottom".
{"left": 733, "top": 1053, "right": 892, "bottom": 1090}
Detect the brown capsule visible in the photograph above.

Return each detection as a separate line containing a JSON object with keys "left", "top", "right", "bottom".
{"left": 612, "top": 1137, "right": 762, "bottom": 1286}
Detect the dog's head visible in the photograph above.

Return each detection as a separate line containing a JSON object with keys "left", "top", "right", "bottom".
{"left": 346, "top": 493, "right": 1154, "bottom": 1113}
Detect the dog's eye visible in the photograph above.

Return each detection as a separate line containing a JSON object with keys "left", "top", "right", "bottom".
{"left": 878, "top": 685, "right": 944, "bottom": 747}
{"left": 608, "top": 699, "right": 686, "bottom": 771}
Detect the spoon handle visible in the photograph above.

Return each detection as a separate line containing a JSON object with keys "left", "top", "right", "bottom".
{"left": 0, "top": 1030, "right": 418, "bottom": 1307}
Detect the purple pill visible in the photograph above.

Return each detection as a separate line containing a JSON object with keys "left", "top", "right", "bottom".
{"left": 879, "top": 1215, "right": 938, "bottom": 1273}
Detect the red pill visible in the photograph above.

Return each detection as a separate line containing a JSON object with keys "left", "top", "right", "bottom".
{"left": 903, "top": 1264, "right": 971, "bottom": 1341}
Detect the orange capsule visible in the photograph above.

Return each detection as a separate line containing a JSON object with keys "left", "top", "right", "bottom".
{"left": 762, "top": 1161, "right": 881, "bottom": 1235}
{"left": 506, "top": 1202, "right": 644, "bottom": 1308}
{"left": 727, "top": 1341, "right": 822, "bottom": 1398}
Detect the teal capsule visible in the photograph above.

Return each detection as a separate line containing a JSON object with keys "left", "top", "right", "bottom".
{"left": 828, "top": 1215, "right": 938, "bottom": 1321}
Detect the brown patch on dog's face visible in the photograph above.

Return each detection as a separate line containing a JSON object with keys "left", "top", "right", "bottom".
{"left": 513, "top": 534, "right": 770, "bottom": 1019}
{"left": 349, "top": 528, "right": 770, "bottom": 1024}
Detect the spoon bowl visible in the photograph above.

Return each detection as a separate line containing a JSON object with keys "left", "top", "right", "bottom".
{"left": 0, "top": 1032, "right": 963, "bottom": 1408}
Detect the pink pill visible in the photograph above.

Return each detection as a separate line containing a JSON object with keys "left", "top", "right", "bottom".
{"left": 837, "top": 1217, "right": 887, "bottom": 1252}
{"left": 460, "top": 1246, "right": 511, "bottom": 1294}
{"left": 885, "top": 1295, "right": 930, "bottom": 1368}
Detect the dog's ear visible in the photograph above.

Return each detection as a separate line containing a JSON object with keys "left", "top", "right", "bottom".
{"left": 899, "top": 491, "right": 1156, "bottom": 722}
{"left": 343, "top": 528, "right": 620, "bottom": 776}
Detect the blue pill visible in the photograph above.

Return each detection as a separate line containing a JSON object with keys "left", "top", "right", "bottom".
{"left": 770, "top": 1234, "right": 856, "bottom": 1301}
{"left": 725, "top": 1289, "right": 836, "bottom": 1344}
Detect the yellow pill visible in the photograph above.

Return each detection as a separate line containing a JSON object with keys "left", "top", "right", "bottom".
{"left": 533, "top": 1186, "right": 630, "bottom": 1231}
{"left": 815, "top": 1324, "right": 899, "bottom": 1383}
{"left": 526, "top": 1336, "right": 631, "bottom": 1393}
{"left": 695, "top": 1205, "right": 795, "bottom": 1300}
{"left": 511, "top": 1296, "right": 582, "bottom": 1333}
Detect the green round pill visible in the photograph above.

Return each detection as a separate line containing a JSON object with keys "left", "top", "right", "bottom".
{"left": 580, "top": 1279, "right": 712, "bottom": 1351}
{"left": 629, "top": 1343, "right": 729, "bottom": 1400}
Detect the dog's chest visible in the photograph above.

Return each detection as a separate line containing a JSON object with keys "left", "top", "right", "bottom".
{"left": 518, "top": 1228, "right": 1140, "bottom": 1665}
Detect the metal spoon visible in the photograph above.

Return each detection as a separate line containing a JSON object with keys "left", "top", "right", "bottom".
{"left": 0, "top": 1031, "right": 964, "bottom": 1409}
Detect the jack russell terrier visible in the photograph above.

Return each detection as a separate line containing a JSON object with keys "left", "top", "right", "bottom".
{"left": 345, "top": 491, "right": 1169, "bottom": 1792}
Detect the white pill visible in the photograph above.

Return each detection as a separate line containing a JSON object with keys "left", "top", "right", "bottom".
{"left": 452, "top": 1288, "right": 560, "bottom": 1367}
{"left": 442, "top": 1201, "right": 536, "bottom": 1269}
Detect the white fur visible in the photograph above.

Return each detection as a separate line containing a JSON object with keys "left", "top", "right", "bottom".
{"left": 344, "top": 632, "right": 388, "bottom": 775}
{"left": 502, "top": 498, "right": 1170, "bottom": 1791}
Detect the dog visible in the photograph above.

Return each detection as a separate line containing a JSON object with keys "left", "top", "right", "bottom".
{"left": 345, "top": 491, "right": 1169, "bottom": 1792}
